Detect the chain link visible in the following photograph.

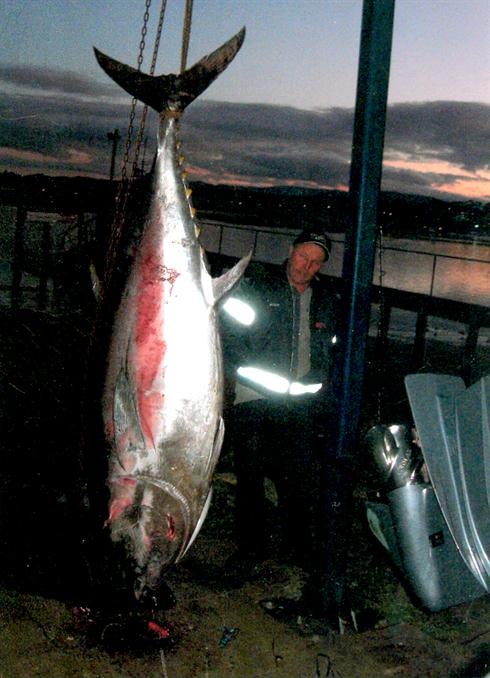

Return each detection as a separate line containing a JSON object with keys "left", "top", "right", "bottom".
{"left": 180, "top": 0, "right": 194, "bottom": 72}
{"left": 130, "top": 0, "right": 168, "bottom": 181}
{"left": 120, "top": 0, "right": 152, "bottom": 187}
{"left": 151, "top": 0, "right": 167, "bottom": 74}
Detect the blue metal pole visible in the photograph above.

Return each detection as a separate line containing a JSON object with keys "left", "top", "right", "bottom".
{"left": 315, "top": 0, "right": 395, "bottom": 623}
{"left": 334, "top": 0, "right": 396, "bottom": 459}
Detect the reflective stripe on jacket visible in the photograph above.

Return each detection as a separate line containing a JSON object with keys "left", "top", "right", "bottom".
{"left": 220, "top": 261, "right": 339, "bottom": 397}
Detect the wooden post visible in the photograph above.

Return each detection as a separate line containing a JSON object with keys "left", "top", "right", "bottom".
{"left": 379, "top": 299, "right": 392, "bottom": 344}
{"left": 372, "top": 297, "right": 392, "bottom": 379}
{"left": 38, "top": 221, "right": 52, "bottom": 310}
{"left": 462, "top": 320, "right": 480, "bottom": 383}
{"left": 77, "top": 211, "right": 85, "bottom": 247}
{"left": 11, "top": 206, "right": 26, "bottom": 310}
{"left": 107, "top": 128, "right": 121, "bottom": 182}
{"left": 413, "top": 306, "right": 428, "bottom": 369}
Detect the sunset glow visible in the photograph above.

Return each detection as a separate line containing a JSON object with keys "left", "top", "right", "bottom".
{"left": 384, "top": 159, "right": 490, "bottom": 200}
{"left": 0, "top": 1, "right": 488, "bottom": 203}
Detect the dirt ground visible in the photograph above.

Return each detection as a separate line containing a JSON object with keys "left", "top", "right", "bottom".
{"left": 1, "top": 309, "right": 490, "bottom": 678}
{"left": 2, "top": 524, "right": 490, "bottom": 678}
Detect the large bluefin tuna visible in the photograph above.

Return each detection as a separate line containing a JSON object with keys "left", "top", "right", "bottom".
{"left": 94, "top": 28, "right": 248, "bottom": 597}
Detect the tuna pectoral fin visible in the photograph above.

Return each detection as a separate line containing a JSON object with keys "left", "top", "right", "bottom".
{"left": 212, "top": 251, "right": 252, "bottom": 303}
{"left": 113, "top": 370, "right": 145, "bottom": 449}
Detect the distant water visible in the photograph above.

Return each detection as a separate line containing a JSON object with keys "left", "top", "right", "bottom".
{"left": 2, "top": 207, "right": 490, "bottom": 349}
{"left": 200, "top": 220, "right": 490, "bottom": 353}
{"left": 201, "top": 219, "right": 490, "bottom": 308}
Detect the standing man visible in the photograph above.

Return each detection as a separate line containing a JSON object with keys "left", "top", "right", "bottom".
{"left": 220, "top": 229, "right": 339, "bottom": 573}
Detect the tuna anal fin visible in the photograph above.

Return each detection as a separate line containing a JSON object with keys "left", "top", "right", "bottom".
{"left": 177, "top": 488, "right": 213, "bottom": 562}
{"left": 212, "top": 251, "right": 252, "bottom": 303}
{"left": 178, "top": 416, "right": 226, "bottom": 560}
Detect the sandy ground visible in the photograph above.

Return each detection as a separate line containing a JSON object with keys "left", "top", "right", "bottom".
{"left": 2, "top": 464, "right": 490, "bottom": 678}
{"left": 1, "top": 310, "right": 490, "bottom": 677}
{"left": 2, "top": 528, "right": 490, "bottom": 678}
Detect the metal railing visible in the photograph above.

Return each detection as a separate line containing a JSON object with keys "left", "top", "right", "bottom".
{"left": 199, "top": 219, "right": 490, "bottom": 309}
{"left": 0, "top": 210, "right": 98, "bottom": 312}
{"left": 3, "top": 211, "right": 490, "bottom": 318}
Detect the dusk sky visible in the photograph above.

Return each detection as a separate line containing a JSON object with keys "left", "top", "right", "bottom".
{"left": 1, "top": 0, "right": 489, "bottom": 201}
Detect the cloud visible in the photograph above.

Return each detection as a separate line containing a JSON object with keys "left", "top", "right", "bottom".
{"left": 385, "top": 101, "right": 490, "bottom": 171}
{"left": 183, "top": 100, "right": 490, "bottom": 200}
{"left": 0, "top": 63, "right": 488, "bottom": 201}
{"left": 182, "top": 101, "right": 354, "bottom": 189}
{"left": 0, "top": 63, "right": 115, "bottom": 97}
{"left": 0, "top": 147, "right": 61, "bottom": 163}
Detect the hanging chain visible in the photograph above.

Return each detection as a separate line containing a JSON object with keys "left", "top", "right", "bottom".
{"left": 104, "top": 0, "right": 168, "bottom": 291}
{"left": 130, "top": 0, "right": 168, "bottom": 180}
{"left": 104, "top": 0, "right": 152, "bottom": 287}
{"left": 180, "top": 0, "right": 194, "bottom": 72}
{"left": 103, "top": 0, "right": 191, "bottom": 293}
{"left": 125, "top": 0, "right": 152, "bottom": 177}
{"left": 124, "top": 0, "right": 152, "bottom": 176}
{"left": 117, "top": 0, "right": 151, "bottom": 201}
{"left": 151, "top": 0, "right": 167, "bottom": 74}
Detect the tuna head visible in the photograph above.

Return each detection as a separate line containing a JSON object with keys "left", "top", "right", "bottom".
{"left": 109, "top": 475, "right": 192, "bottom": 597}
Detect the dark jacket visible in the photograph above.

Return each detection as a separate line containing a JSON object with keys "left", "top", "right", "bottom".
{"left": 220, "top": 261, "right": 339, "bottom": 395}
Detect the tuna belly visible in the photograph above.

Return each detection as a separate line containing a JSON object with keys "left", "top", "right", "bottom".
{"left": 133, "top": 271, "right": 220, "bottom": 445}
{"left": 154, "top": 291, "right": 222, "bottom": 455}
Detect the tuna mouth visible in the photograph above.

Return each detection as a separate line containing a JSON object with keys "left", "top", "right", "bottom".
{"left": 109, "top": 476, "right": 191, "bottom": 585}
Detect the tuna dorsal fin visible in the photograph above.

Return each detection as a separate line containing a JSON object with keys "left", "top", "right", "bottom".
{"left": 94, "top": 27, "right": 245, "bottom": 114}
{"left": 212, "top": 251, "right": 252, "bottom": 303}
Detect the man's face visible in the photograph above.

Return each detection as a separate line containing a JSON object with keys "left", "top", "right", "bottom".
{"left": 287, "top": 242, "right": 326, "bottom": 289}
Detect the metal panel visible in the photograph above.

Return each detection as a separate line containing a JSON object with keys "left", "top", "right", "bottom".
{"left": 405, "top": 373, "right": 490, "bottom": 590}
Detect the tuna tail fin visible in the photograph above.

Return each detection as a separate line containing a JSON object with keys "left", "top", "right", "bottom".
{"left": 94, "top": 27, "right": 245, "bottom": 114}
